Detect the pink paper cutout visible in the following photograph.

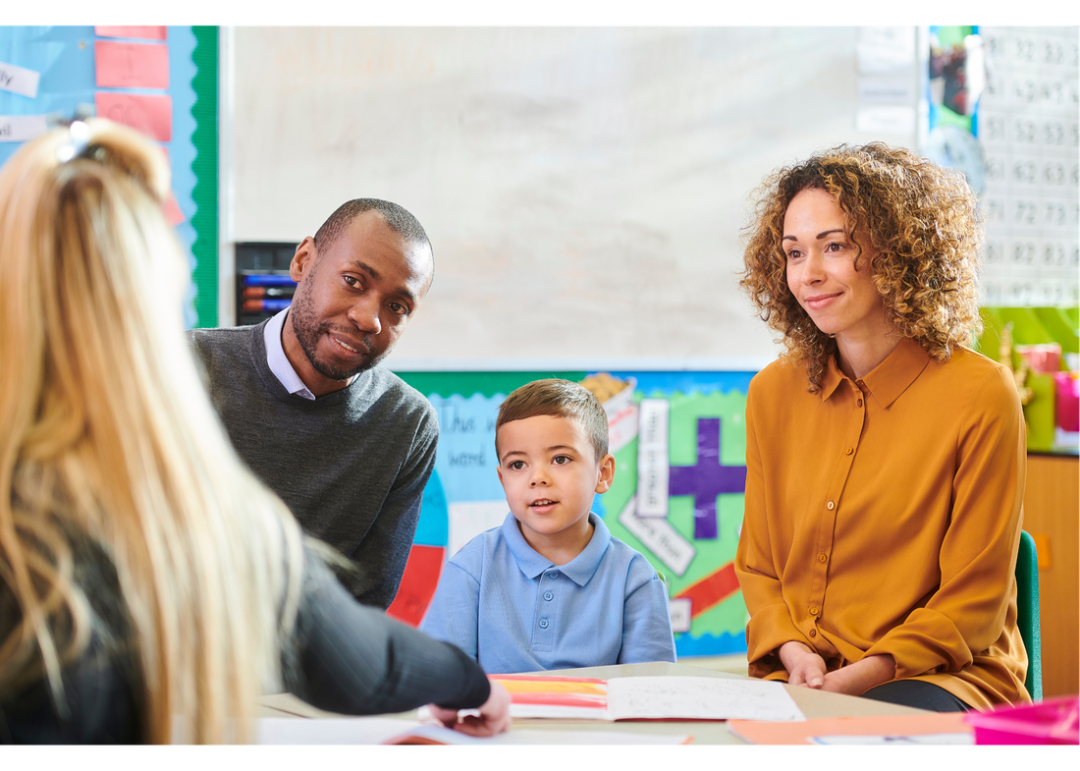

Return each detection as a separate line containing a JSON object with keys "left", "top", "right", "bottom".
{"left": 95, "top": 26, "right": 167, "bottom": 41}
{"left": 162, "top": 192, "right": 184, "bottom": 226}
{"left": 95, "top": 41, "right": 169, "bottom": 90}
{"left": 95, "top": 93, "right": 172, "bottom": 142}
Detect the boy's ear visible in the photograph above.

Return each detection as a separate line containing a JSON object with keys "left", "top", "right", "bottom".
{"left": 496, "top": 464, "right": 504, "bottom": 486}
{"left": 594, "top": 454, "right": 616, "bottom": 494}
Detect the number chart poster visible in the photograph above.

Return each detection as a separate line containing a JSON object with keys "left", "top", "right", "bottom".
{"left": 387, "top": 370, "right": 755, "bottom": 659}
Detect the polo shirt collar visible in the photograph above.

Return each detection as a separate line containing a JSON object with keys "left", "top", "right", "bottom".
{"left": 502, "top": 511, "right": 612, "bottom": 587}
{"left": 264, "top": 309, "right": 317, "bottom": 400}
{"left": 821, "top": 336, "right": 930, "bottom": 408}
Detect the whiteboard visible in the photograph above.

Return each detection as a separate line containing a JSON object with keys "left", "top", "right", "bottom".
{"left": 230, "top": 27, "right": 920, "bottom": 367}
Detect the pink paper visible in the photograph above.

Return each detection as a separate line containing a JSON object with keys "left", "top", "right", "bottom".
{"left": 95, "top": 26, "right": 167, "bottom": 41}
{"left": 95, "top": 41, "right": 169, "bottom": 89}
{"left": 95, "top": 93, "right": 172, "bottom": 142}
{"left": 162, "top": 192, "right": 184, "bottom": 226}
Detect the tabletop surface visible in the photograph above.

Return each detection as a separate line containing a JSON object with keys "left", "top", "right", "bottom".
{"left": 260, "top": 661, "right": 932, "bottom": 745}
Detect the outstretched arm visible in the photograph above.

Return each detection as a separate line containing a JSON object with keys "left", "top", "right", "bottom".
{"left": 284, "top": 551, "right": 490, "bottom": 716}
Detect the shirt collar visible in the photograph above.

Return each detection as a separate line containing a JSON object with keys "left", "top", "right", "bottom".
{"left": 821, "top": 336, "right": 930, "bottom": 408}
{"left": 501, "top": 511, "right": 612, "bottom": 587}
{"left": 264, "top": 309, "right": 316, "bottom": 401}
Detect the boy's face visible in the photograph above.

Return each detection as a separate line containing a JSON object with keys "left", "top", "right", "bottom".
{"left": 496, "top": 414, "right": 615, "bottom": 548}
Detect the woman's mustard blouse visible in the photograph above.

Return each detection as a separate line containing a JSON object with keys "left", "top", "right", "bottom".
{"left": 734, "top": 337, "right": 1028, "bottom": 709}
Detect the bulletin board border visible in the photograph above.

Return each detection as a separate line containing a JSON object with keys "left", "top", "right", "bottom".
{"left": 190, "top": 26, "right": 219, "bottom": 328}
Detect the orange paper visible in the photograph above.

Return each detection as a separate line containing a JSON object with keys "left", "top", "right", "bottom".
{"left": 728, "top": 712, "right": 971, "bottom": 745}
{"left": 95, "top": 41, "right": 169, "bottom": 89}
{"left": 95, "top": 93, "right": 172, "bottom": 142}
{"left": 95, "top": 26, "right": 167, "bottom": 41}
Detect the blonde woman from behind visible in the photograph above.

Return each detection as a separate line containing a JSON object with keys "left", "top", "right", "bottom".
{"left": 0, "top": 119, "right": 508, "bottom": 743}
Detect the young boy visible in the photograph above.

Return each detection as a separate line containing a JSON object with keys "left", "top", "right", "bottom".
{"left": 422, "top": 379, "right": 676, "bottom": 673}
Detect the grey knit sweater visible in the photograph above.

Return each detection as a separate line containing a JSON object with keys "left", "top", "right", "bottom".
{"left": 188, "top": 322, "right": 439, "bottom": 609}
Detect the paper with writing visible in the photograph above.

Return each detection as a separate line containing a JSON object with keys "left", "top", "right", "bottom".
{"left": 95, "top": 26, "right": 168, "bottom": 41}
{"left": 0, "top": 61, "right": 41, "bottom": 98}
{"left": 95, "top": 41, "right": 170, "bottom": 89}
{"left": 95, "top": 93, "right": 172, "bottom": 142}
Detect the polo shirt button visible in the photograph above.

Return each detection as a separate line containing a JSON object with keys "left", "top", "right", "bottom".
{"left": 809, "top": 606, "right": 819, "bottom": 615}
{"left": 547, "top": 572, "right": 558, "bottom": 579}
{"left": 857, "top": 399, "right": 864, "bottom": 407}
{"left": 818, "top": 554, "right": 827, "bottom": 563}
{"left": 844, "top": 447, "right": 853, "bottom": 455}
{"left": 809, "top": 630, "right": 817, "bottom": 638}
{"left": 544, "top": 591, "right": 554, "bottom": 601}
{"left": 539, "top": 618, "right": 549, "bottom": 629}
{"left": 826, "top": 501, "right": 835, "bottom": 510}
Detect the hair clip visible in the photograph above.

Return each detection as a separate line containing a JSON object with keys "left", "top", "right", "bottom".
{"left": 48, "top": 103, "right": 97, "bottom": 163}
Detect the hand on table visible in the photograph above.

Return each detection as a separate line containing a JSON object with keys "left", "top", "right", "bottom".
{"left": 778, "top": 641, "right": 827, "bottom": 689}
{"left": 426, "top": 679, "right": 512, "bottom": 737}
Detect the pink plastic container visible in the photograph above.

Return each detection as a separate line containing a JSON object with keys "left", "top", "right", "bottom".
{"left": 964, "top": 696, "right": 1079, "bottom": 745}
{"left": 1054, "top": 371, "right": 1079, "bottom": 432}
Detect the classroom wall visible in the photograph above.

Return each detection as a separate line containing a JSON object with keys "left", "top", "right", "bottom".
{"left": 230, "top": 27, "right": 921, "bottom": 366}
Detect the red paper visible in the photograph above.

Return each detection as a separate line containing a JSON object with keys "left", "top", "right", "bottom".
{"left": 95, "top": 93, "right": 172, "bottom": 142}
{"left": 95, "top": 41, "right": 169, "bottom": 89}
{"left": 95, "top": 26, "right": 167, "bottom": 41}
{"left": 162, "top": 191, "right": 184, "bottom": 226}
{"left": 672, "top": 561, "right": 740, "bottom": 619}
{"left": 385, "top": 545, "right": 445, "bottom": 627}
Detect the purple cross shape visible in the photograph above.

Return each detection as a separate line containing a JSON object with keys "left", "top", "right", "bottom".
{"left": 668, "top": 418, "right": 747, "bottom": 540}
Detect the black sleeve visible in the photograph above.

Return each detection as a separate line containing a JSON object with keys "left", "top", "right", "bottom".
{"left": 282, "top": 549, "right": 491, "bottom": 715}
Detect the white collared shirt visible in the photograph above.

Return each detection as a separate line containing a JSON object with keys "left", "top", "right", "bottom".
{"left": 264, "top": 309, "right": 316, "bottom": 400}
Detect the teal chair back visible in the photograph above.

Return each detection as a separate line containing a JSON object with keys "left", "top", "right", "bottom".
{"left": 1015, "top": 530, "right": 1042, "bottom": 701}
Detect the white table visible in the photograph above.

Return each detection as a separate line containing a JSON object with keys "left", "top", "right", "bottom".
{"left": 260, "top": 661, "right": 931, "bottom": 745}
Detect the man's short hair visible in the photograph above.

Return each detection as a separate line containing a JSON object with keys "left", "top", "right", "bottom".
{"left": 496, "top": 379, "right": 610, "bottom": 461}
{"left": 313, "top": 198, "right": 431, "bottom": 254}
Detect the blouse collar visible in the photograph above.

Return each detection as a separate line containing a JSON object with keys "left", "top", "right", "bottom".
{"left": 820, "top": 337, "right": 931, "bottom": 408}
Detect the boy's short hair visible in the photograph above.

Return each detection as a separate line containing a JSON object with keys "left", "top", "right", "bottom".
{"left": 496, "top": 379, "right": 610, "bottom": 461}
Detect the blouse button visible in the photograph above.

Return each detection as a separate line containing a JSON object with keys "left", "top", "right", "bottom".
{"left": 857, "top": 399, "right": 864, "bottom": 407}
{"left": 826, "top": 501, "right": 835, "bottom": 510}
{"left": 844, "top": 447, "right": 853, "bottom": 455}
{"left": 809, "top": 606, "right": 819, "bottom": 615}
{"left": 809, "top": 630, "right": 817, "bottom": 638}
{"left": 818, "top": 554, "right": 827, "bottom": 563}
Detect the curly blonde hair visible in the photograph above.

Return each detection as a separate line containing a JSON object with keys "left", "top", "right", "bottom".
{"left": 740, "top": 142, "right": 983, "bottom": 392}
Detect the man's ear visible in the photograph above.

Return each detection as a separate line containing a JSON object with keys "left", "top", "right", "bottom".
{"left": 290, "top": 237, "right": 317, "bottom": 283}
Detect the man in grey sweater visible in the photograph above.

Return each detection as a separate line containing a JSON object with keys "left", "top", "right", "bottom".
{"left": 189, "top": 199, "right": 438, "bottom": 609}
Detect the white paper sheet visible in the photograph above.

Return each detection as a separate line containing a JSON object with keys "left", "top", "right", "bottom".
{"left": 635, "top": 399, "right": 669, "bottom": 517}
{"left": 258, "top": 717, "right": 691, "bottom": 744}
{"left": 617, "top": 495, "right": 695, "bottom": 576}
{"left": 448, "top": 499, "right": 508, "bottom": 556}
{"left": 606, "top": 677, "right": 805, "bottom": 722}
{"left": 0, "top": 61, "right": 41, "bottom": 98}
{"left": 0, "top": 114, "right": 47, "bottom": 142}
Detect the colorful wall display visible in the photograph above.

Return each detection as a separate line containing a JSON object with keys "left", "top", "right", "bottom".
{"left": 386, "top": 370, "right": 755, "bottom": 659}
{"left": 0, "top": 25, "right": 218, "bottom": 327}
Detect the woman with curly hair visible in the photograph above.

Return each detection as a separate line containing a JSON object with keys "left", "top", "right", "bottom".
{"left": 734, "top": 143, "right": 1028, "bottom": 712}
{"left": 0, "top": 119, "right": 510, "bottom": 743}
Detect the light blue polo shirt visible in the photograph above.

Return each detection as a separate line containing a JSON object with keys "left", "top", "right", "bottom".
{"left": 421, "top": 512, "right": 676, "bottom": 674}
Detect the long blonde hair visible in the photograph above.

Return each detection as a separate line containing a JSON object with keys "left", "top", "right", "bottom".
{"left": 0, "top": 120, "right": 303, "bottom": 743}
